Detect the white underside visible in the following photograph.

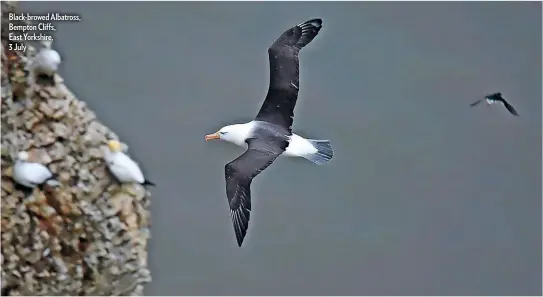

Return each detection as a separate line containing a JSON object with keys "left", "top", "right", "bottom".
{"left": 240, "top": 133, "right": 317, "bottom": 157}
{"left": 13, "top": 161, "right": 53, "bottom": 188}
{"left": 220, "top": 121, "right": 320, "bottom": 158}
{"left": 33, "top": 49, "right": 61, "bottom": 75}
{"left": 283, "top": 134, "right": 318, "bottom": 157}
{"left": 486, "top": 99, "right": 502, "bottom": 106}
{"left": 104, "top": 151, "right": 146, "bottom": 184}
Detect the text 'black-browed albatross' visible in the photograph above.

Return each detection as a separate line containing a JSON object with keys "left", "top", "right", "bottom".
{"left": 205, "top": 18, "right": 334, "bottom": 247}
{"left": 470, "top": 92, "right": 519, "bottom": 116}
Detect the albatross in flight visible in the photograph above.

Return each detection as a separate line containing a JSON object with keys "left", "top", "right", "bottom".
{"left": 470, "top": 92, "right": 519, "bottom": 116}
{"left": 205, "top": 18, "right": 334, "bottom": 247}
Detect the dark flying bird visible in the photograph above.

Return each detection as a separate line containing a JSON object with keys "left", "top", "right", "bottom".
{"left": 470, "top": 92, "right": 519, "bottom": 116}
{"left": 205, "top": 18, "right": 334, "bottom": 247}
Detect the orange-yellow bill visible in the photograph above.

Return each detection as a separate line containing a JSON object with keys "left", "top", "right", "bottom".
{"left": 205, "top": 133, "right": 220, "bottom": 141}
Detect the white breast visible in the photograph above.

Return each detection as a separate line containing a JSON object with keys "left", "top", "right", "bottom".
{"left": 34, "top": 49, "right": 61, "bottom": 75}
{"left": 13, "top": 161, "right": 53, "bottom": 187}
{"left": 106, "top": 152, "right": 145, "bottom": 184}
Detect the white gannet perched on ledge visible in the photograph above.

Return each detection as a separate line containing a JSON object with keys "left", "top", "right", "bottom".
{"left": 103, "top": 140, "right": 156, "bottom": 187}
{"left": 13, "top": 151, "right": 60, "bottom": 197}
{"left": 29, "top": 40, "right": 62, "bottom": 85}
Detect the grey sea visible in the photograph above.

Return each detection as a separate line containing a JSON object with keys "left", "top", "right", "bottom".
{"left": 22, "top": 2, "right": 542, "bottom": 295}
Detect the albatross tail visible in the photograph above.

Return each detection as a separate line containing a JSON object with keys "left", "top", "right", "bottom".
{"left": 304, "top": 139, "right": 334, "bottom": 165}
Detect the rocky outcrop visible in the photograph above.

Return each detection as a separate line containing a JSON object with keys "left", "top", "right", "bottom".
{"left": 1, "top": 2, "right": 152, "bottom": 295}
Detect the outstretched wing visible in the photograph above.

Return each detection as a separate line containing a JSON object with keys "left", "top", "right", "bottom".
{"left": 470, "top": 99, "right": 482, "bottom": 107}
{"left": 502, "top": 100, "right": 519, "bottom": 116}
{"left": 255, "top": 19, "right": 323, "bottom": 132}
{"left": 224, "top": 139, "right": 287, "bottom": 247}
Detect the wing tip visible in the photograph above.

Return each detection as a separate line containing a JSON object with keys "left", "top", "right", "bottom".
{"left": 292, "top": 18, "right": 324, "bottom": 49}
{"left": 298, "top": 18, "right": 322, "bottom": 28}
{"left": 236, "top": 236, "right": 244, "bottom": 247}
{"left": 234, "top": 224, "right": 247, "bottom": 247}
{"left": 231, "top": 208, "right": 250, "bottom": 247}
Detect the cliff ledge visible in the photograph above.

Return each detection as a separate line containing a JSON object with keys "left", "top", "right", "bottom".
{"left": 1, "top": 2, "right": 152, "bottom": 295}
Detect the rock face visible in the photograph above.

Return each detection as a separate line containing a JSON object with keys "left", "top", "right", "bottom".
{"left": 1, "top": 2, "right": 151, "bottom": 295}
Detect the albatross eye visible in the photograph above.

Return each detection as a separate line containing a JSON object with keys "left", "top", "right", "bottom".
{"left": 219, "top": 132, "right": 226, "bottom": 135}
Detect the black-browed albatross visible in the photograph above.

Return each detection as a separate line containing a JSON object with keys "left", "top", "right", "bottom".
{"left": 205, "top": 18, "right": 334, "bottom": 247}
{"left": 470, "top": 92, "right": 519, "bottom": 116}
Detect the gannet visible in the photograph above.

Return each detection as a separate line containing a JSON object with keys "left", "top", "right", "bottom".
{"left": 12, "top": 151, "right": 59, "bottom": 197}
{"left": 470, "top": 92, "right": 519, "bottom": 116}
{"left": 103, "top": 140, "right": 156, "bottom": 187}
{"left": 205, "top": 18, "right": 333, "bottom": 247}
{"left": 29, "top": 40, "right": 61, "bottom": 85}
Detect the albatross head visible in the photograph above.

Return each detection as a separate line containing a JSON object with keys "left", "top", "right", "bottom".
{"left": 205, "top": 123, "right": 252, "bottom": 147}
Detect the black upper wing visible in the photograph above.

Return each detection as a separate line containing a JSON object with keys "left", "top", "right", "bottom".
{"left": 484, "top": 92, "right": 502, "bottom": 100}
{"left": 255, "top": 19, "right": 323, "bottom": 132}
{"left": 224, "top": 138, "right": 287, "bottom": 247}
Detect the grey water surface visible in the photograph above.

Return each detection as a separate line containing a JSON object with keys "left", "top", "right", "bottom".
{"left": 21, "top": 1, "right": 542, "bottom": 295}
